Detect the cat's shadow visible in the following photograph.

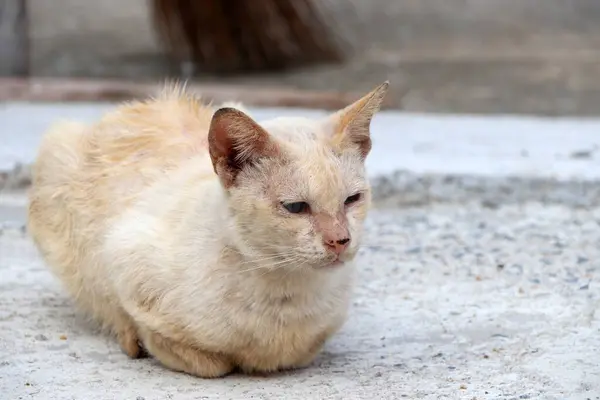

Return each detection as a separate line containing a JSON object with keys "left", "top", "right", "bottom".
{"left": 229, "top": 349, "right": 351, "bottom": 380}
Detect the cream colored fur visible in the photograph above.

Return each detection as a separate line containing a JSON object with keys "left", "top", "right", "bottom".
{"left": 27, "top": 82, "right": 389, "bottom": 378}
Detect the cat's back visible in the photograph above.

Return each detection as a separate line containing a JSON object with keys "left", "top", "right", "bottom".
{"left": 39, "top": 89, "right": 216, "bottom": 214}
{"left": 89, "top": 90, "right": 216, "bottom": 200}
{"left": 28, "top": 89, "right": 219, "bottom": 267}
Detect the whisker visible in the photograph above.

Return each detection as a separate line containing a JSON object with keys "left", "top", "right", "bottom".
{"left": 236, "top": 253, "right": 294, "bottom": 266}
{"left": 279, "top": 258, "right": 310, "bottom": 280}
{"left": 236, "top": 256, "right": 302, "bottom": 274}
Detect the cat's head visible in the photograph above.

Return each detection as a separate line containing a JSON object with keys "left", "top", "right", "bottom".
{"left": 208, "top": 82, "right": 388, "bottom": 270}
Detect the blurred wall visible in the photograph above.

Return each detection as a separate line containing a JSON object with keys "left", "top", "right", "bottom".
{"left": 29, "top": 0, "right": 168, "bottom": 78}
{"left": 24, "top": 0, "right": 600, "bottom": 115}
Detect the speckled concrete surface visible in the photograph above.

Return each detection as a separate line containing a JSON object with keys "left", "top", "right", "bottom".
{"left": 1, "top": 201, "right": 599, "bottom": 399}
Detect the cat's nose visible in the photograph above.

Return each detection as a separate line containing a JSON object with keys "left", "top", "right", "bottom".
{"left": 324, "top": 236, "right": 351, "bottom": 256}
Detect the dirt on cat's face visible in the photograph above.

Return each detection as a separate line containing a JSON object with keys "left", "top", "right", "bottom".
{"left": 208, "top": 82, "right": 389, "bottom": 270}
{"left": 229, "top": 138, "right": 370, "bottom": 268}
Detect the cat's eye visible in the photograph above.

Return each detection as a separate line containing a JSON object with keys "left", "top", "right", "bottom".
{"left": 345, "top": 193, "right": 362, "bottom": 205}
{"left": 282, "top": 201, "right": 309, "bottom": 214}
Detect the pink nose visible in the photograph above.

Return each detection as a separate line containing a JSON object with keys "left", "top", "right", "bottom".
{"left": 324, "top": 236, "right": 350, "bottom": 256}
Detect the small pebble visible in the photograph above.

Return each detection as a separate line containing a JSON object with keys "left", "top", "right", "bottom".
{"left": 577, "top": 256, "right": 589, "bottom": 264}
{"left": 481, "top": 199, "right": 499, "bottom": 209}
{"left": 405, "top": 246, "right": 421, "bottom": 255}
{"left": 570, "top": 149, "right": 594, "bottom": 159}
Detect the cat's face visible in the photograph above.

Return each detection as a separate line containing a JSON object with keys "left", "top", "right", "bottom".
{"left": 208, "top": 82, "right": 388, "bottom": 270}
{"left": 227, "top": 128, "right": 371, "bottom": 269}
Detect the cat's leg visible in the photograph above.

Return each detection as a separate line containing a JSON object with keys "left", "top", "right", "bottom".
{"left": 116, "top": 324, "right": 143, "bottom": 359}
{"left": 113, "top": 310, "right": 145, "bottom": 359}
{"left": 139, "top": 328, "right": 233, "bottom": 378}
{"left": 286, "top": 330, "right": 332, "bottom": 371}
{"left": 238, "top": 331, "right": 330, "bottom": 376}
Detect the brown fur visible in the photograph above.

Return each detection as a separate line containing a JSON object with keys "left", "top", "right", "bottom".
{"left": 27, "top": 82, "right": 388, "bottom": 377}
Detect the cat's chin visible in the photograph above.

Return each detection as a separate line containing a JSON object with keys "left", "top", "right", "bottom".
{"left": 323, "top": 260, "right": 346, "bottom": 268}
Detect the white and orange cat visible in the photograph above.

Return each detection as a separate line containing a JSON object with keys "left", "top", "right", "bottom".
{"left": 27, "top": 81, "right": 389, "bottom": 378}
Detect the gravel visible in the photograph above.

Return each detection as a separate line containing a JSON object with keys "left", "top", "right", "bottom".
{"left": 372, "top": 171, "right": 600, "bottom": 209}
{"left": 1, "top": 198, "right": 599, "bottom": 399}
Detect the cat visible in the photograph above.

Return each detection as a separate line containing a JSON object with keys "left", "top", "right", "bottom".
{"left": 27, "top": 81, "right": 389, "bottom": 378}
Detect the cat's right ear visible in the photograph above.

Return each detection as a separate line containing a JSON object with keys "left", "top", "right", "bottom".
{"left": 208, "top": 108, "right": 279, "bottom": 188}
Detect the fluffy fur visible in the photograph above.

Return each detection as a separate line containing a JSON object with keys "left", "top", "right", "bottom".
{"left": 27, "top": 82, "right": 389, "bottom": 378}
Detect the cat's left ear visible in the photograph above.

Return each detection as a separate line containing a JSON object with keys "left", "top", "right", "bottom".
{"left": 325, "top": 81, "right": 389, "bottom": 159}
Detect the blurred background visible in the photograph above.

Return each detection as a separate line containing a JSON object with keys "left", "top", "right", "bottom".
{"left": 2, "top": 0, "right": 600, "bottom": 115}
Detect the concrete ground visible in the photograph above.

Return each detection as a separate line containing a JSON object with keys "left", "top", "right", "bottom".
{"left": 1, "top": 104, "right": 600, "bottom": 399}
{"left": 26, "top": 0, "right": 600, "bottom": 115}
{"left": 1, "top": 200, "right": 599, "bottom": 400}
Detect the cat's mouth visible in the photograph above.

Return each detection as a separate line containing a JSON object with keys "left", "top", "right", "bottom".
{"left": 328, "top": 247, "right": 358, "bottom": 267}
{"left": 325, "top": 259, "right": 345, "bottom": 268}
{"left": 319, "top": 255, "right": 347, "bottom": 269}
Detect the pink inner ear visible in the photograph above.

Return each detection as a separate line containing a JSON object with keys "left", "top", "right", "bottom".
{"left": 208, "top": 108, "right": 280, "bottom": 187}
{"left": 209, "top": 111, "right": 236, "bottom": 160}
{"left": 356, "top": 137, "right": 372, "bottom": 159}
